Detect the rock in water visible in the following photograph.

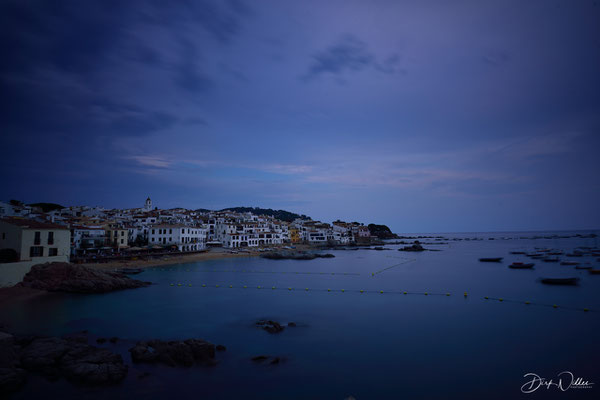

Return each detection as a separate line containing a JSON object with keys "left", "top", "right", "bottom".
{"left": 256, "top": 320, "right": 285, "bottom": 333}
{"left": 129, "top": 339, "right": 216, "bottom": 367}
{"left": 19, "top": 262, "right": 151, "bottom": 293}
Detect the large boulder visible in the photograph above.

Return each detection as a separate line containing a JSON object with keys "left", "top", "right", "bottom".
{"left": 19, "top": 336, "right": 128, "bottom": 384}
{"left": 129, "top": 339, "right": 216, "bottom": 367}
{"left": 19, "top": 262, "right": 151, "bottom": 293}
{"left": 256, "top": 320, "right": 285, "bottom": 334}
{"left": 0, "top": 332, "right": 26, "bottom": 394}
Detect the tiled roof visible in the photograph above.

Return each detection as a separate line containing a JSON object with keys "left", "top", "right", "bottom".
{"left": 0, "top": 217, "right": 69, "bottom": 230}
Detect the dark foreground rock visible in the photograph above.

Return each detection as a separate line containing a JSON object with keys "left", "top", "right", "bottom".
{"left": 256, "top": 320, "right": 285, "bottom": 333}
{"left": 260, "top": 251, "right": 335, "bottom": 260}
{"left": 19, "top": 262, "right": 151, "bottom": 293}
{"left": 129, "top": 339, "right": 216, "bottom": 367}
{"left": 1, "top": 331, "right": 127, "bottom": 394}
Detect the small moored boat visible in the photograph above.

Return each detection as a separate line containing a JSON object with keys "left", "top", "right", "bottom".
{"left": 542, "top": 257, "right": 560, "bottom": 263}
{"left": 575, "top": 265, "right": 592, "bottom": 270}
{"left": 509, "top": 262, "right": 534, "bottom": 269}
{"left": 540, "top": 277, "right": 579, "bottom": 285}
{"left": 117, "top": 268, "right": 144, "bottom": 274}
{"left": 560, "top": 261, "right": 579, "bottom": 266}
{"left": 479, "top": 257, "right": 503, "bottom": 262}
{"left": 589, "top": 269, "right": 600, "bottom": 275}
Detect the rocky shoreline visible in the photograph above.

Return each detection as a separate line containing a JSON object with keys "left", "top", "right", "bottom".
{"left": 18, "top": 262, "right": 151, "bottom": 294}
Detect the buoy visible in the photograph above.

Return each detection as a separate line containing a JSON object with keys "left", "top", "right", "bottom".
{"left": 257, "top": 286, "right": 261, "bottom": 289}
{"left": 215, "top": 284, "right": 219, "bottom": 288}
{"left": 243, "top": 285, "right": 247, "bottom": 288}
{"left": 341, "top": 289, "right": 345, "bottom": 292}
{"left": 464, "top": 292, "right": 468, "bottom": 297}
{"left": 170, "top": 283, "right": 174, "bottom": 286}
{"left": 229, "top": 285, "right": 233, "bottom": 288}
{"left": 525, "top": 301, "right": 530, "bottom": 304}
{"left": 380, "top": 290, "right": 384, "bottom": 294}
{"left": 177, "top": 283, "right": 182, "bottom": 286}
{"left": 327, "top": 289, "right": 331, "bottom": 292}
{"left": 424, "top": 292, "right": 428, "bottom": 295}
{"left": 305, "top": 288, "right": 309, "bottom": 291}
{"left": 188, "top": 284, "right": 192, "bottom": 287}
{"left": 499, "top": 298, "right": 503, "bottom": 302}
{"left": 583, "top": 308, "right": 589, "bottom": 312}
{"left": 553, "top": 304, "right": 558, "bottom": 309}
{"left": 371, "top": 273, "right": 374, "bottom": 276}
{"left": 403, "top": 291, "right": 407, "bottom": 295}
{"left": 202, "top": 284, "right": 206, "bottom": 287}
{"left": 288, "top": 287, "right": 292, "bottom": 291}
{"left": 360, "top": 290, "right": 364, "bottom": 293}
{"left": 446, "top": 293, "right": 450, "bottom": 296}
{"left": 484, "top": 296, "right": 489, "bottom": 299}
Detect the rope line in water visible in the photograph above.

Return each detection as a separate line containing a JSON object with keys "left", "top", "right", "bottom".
{"left": 166, "top": 283, "right": 595, "bottom": 313}
{"left": 371, "top": 258, "right": 416, "bottom": 276}
{"left": 152, "top": 267, "right": 360, "bottom": 275}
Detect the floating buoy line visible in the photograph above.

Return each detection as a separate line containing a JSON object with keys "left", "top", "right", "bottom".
{"left": 152, "top": 267, "right": 359, "bottom": 276}
{"left": 166, "top": 283, "right": 595, "bottom": 313}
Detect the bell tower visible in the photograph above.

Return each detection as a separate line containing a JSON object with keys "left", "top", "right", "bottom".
{"left": 144, "top": 196, "right": 152, "bottom": 211}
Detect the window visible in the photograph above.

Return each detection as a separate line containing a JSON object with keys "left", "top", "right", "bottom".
{"left": 169, "top": 229, "right": 172, "bottom": 234}
{"left": 152, "top": 229, "right": 155, "bottom": 234}
{"left": 48, "top": 248, "right": 58, "bottom": 256}
{"left": 120, "top": 239, "right": 124, "bottom": 244}
{"left": 34, "top": 231, "right": 41, "bottom": 245}
{"left": 1, "top": 232, "right": 5, "bottom": 240}
{"left": 48, "top": 231, "right": 54, "bottom": 245}
{"left": 30, "top": 246, "right": 43, "bottom": 257}
{"left": 182, "top": 229, "right": 185, "bottom": 234}
{"left": 121, "top": 231, "right": 124, "bottom": 236}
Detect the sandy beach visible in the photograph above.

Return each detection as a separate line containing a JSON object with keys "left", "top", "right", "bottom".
{"left": 83, "top": 249, "right": 262, "bottom": 271}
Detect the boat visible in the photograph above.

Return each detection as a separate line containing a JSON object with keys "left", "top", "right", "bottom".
{"left": 542, "top": 257, "right": 560, "bottom": 263}
{"left": 479, "top": 258, "right": 503, "bottom": 262}
{"left": 540, "top": 277, "right": 579, "bottom": 285}
{"left": 117, "top": 268, "right": 144, "bottom": 274}
{"left": 575, "top": 265, "right": 592, "bottom": 270}
{"left": 560, "top": 261, "right": 579, "bottom": 266}
{"left": 509, "top": 251, "right": 526, "bottom": 255}
{"left": 509, "top": 262, "right": 534, "bottom": 269}
{"left": 589, "top": 269, "right": 600, "bottom": 275}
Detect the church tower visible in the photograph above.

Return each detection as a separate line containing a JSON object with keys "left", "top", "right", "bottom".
{"left": 144, "top": 196, "right": 152, "bottom": 211}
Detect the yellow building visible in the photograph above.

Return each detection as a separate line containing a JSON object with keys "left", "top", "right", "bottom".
{"left": 289, "top": 228, "right": 301, "bottom": 244}
{"left": 104, "top": 225, "right": 129, "bottom": 249}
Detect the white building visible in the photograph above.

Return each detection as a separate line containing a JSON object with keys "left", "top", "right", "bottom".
{"left": 144, "top": 197, "right": 152, "bottom": 212}
{"left": 148, "top": 224, "right": 206, "bottom": 251}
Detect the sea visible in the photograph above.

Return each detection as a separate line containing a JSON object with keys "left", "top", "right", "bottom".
{"left": 2, "top": 230, "right": 599, "bottom": 399}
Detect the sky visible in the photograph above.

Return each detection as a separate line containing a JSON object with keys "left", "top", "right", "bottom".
{"left": 1, "top": 0, "right": 599, "bottom": 233}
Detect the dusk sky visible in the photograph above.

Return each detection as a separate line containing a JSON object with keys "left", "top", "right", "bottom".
{"left": 1, "top": 0, "right": 599, "bottom": 233}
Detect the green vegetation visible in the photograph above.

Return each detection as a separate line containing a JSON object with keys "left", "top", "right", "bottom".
{"left": 29, "top": 203, "right": 65, "bottom": 212}
{"left": 368, "top": 223, "right": 398, "bottom": 239}
{"left": 220, "top": 207, "right": 311, "bottom": 222}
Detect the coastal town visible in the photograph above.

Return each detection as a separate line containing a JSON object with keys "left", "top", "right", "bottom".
{"left": 0, "top": 197, "right": 387, "bottom": 285}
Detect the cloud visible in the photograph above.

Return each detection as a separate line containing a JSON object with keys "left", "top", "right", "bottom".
{"left": 127, "top": 155, "right": 172, "bottom": 169}
{"left": 302, "top": 35, "right": 400, "bottom": 81}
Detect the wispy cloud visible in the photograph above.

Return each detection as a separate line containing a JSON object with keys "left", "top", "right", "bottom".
{"left": 302, "top": 35, "right": 400, "bottom": 81}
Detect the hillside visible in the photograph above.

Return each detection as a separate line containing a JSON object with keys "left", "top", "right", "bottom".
{"left": 219, "top": 207, "right": 311, "bottom": 222}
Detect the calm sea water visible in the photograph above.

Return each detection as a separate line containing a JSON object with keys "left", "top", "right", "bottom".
{"left": 3, "top": 231, "right": 600, "bottom": 399}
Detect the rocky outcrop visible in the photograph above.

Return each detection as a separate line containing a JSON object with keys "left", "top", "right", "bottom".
{"left": 260, "top": 252, "right": 335, "bottom": 260}
{"left": 129, "top": 339, "right": 216, "bottom": 367}
{"left": 256, "top": 320, "right": 285, "bottom": 333}
{"left": 398, "top": 241, "right": 426, "bottom": 252}
{"left": 19, "top": 262, "right": 151, "bottom": 293}
{"left": 0, "top": 332, "right": 127, "bottom": 394}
